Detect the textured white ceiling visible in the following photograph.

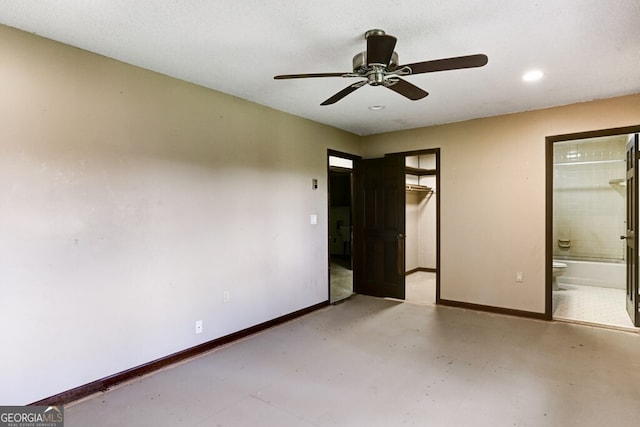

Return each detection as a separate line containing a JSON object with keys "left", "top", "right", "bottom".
{"left": 1, "top": 0, "right": 639, "bottom": 135}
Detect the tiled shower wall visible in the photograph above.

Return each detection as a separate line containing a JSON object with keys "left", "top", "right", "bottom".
{"left": 553, "top": 135, "right": 628, "bottom": 262}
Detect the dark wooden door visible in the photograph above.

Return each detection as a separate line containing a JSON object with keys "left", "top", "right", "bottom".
{"left": 625, "top": 134, "right": 639, "bottom": 326}
{"left": 354, "top": 155, "right": 406, "bottom": 299}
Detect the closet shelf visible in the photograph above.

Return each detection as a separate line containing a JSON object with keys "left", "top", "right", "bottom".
{"left": 405, "top": 166, "right": 436, "bottom": 176}
{"left": 406, "top": 184, "right": 432, "bottom": 193}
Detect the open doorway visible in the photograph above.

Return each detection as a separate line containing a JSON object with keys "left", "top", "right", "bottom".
{"left": 337, "top": 148, "right": 440, "bottom": 304}
{"left": 328, "top": 150, "right": 358, "bottom": 303}
{"left": 548, "top": 128, "right": 640, "bottom": 329}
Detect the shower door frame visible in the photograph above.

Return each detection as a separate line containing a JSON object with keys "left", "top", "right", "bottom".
{"left": 545, "top": 124, "right": 640, "bottom": 327}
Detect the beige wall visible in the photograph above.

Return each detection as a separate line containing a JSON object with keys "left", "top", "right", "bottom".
{"left": 364, "top": 94, "right": 640, "bottom": 312}
{"left": 0, "top": 25, "right": 361, "bottom": 404}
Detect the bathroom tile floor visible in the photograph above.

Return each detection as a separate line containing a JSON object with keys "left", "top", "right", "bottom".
{"left": 553, "top": 282, "right": 636, "bottom": 329}
{"left": 66, "top": 294, "right": 640, "bottom": 427}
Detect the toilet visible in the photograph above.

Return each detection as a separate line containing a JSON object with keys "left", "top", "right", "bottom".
{"left": 552, "top": 261, "right": 567, "bottom": 291}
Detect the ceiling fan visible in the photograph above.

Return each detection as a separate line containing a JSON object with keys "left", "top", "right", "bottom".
{"left": 274, "top": 29, "right": 488, "bottom": 106}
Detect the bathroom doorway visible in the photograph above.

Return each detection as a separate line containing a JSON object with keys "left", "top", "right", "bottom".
{"left": 548, "top": 127, "right": 640, "bottom": 329}
{"left": 328, "top": 150, "right": 359, "bottom": 303}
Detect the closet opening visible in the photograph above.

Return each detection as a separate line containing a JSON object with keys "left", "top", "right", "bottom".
{"left": 350, "top": 148, "right": 439, "bottom": 303}
{"left": 404, "top": 150, "right": 439, "bottom": 305}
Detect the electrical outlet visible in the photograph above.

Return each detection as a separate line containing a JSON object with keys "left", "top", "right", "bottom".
{"left": 516, "top": 272, "right": 524, "bottom": 283}
{"left": 195, "top": 320, "right": 203, "bottom": 334}
{"left": 223, "top": 290, "right": 230, "bottom": 303}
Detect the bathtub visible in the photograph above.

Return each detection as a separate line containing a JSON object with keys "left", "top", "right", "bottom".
{"left": 556, "top": 259, "right": 625, "bottom": 289}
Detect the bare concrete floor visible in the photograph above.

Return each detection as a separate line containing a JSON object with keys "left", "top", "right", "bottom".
{"left": 66, "top": 295, "right": 640, "bottom": 426}
{"left": 329, "top": 257, "right": 353, "bottom": 303}
{"left": 406, "top": 271, "right": 436, "bottom": 306}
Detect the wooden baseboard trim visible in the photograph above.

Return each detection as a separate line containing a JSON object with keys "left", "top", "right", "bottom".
{"left": 31, "top": 300, "right": 329, "bottom": 406}
{"left": 438, "top": 299, "right": 549, "bottom": 321}
{"left": 405, "top": 267, "right": 437, "bottom": 275}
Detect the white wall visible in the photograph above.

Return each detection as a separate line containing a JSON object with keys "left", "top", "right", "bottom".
{"left": 418, "top": 188, "right": 437, "bottom": 269}
{"left": 405, "top": 191, "right": 420, "bottom": 271}
{"left": 418, "top": 155, "right": 437, "bottom": 269}
{"left": 0, "top": 26, "right": 361, "bottom": 404}
{"left": 364, "top": 94, "right": 640, "bottom": 313}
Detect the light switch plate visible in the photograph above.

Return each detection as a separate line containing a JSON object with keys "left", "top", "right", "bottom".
{"left": 310, "top": 214, "right": 318, "bottom": 225}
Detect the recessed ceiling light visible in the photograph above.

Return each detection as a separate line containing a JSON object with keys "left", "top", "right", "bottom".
{"left": 522, "top": 70, "right": 544, "bottom": 82}
{"left": 368, "top": 105, "right": 385, "bottom": 111}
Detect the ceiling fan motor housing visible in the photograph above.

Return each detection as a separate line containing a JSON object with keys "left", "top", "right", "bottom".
{"left": 352, "top": 51, "right": 399, "bottom": 74}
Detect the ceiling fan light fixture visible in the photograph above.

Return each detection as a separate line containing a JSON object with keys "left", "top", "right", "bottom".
{"left": 368, "top": 105, "right": 386, "bottom": 111}
{"left": 522, "top": 69, "right": 544, "bottom": 82}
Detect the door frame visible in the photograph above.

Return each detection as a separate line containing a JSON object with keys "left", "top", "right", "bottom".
{"left": 545, "top": 125, "right": 640, "bottom": 323}
{"left": 354, "top": 148, "right": 440, "bottom": 302}
{"left": 327, "top": 149, "right": 361, "bottom": 303}
{"left": 625, "top": 134, "right": 639, "bottom": 325}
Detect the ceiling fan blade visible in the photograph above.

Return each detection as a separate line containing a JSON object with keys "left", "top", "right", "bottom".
{"left": 367, "top": 34, "right": 397, "bottom": 66}
{"left": 398, "top": 54, "right": 488, "bottom": 75}
{"left": 385, "top": 78, "right": 429, "bottom": 100}
{"left": 274, "top": 72, "right": 349, "bottom": 79}
{"left": 321, "top": 81, "right": 367, "bottom": 106}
